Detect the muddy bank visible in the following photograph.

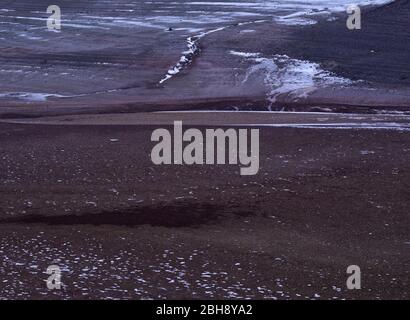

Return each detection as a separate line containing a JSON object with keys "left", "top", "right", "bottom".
{"left": 1, "top": 1, "right": 410, "bottom": 116}
{"left": 0, "top": 121, "right": 409, "bottom": 299}
{"left": 284, "top": 0, "right": 410, "bottom": 87}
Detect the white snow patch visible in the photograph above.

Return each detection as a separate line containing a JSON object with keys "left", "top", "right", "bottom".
{"left": 229, "top": 50, "right": 261, "bottom": 58}
{"left": 242, "top": 54, "right": 354, "bottom": 102}
{"left": 159, "top": 26, "right": 226, "bottom": 84}
{"left": 0, "top": 92, "right": 68, "bottom": 101}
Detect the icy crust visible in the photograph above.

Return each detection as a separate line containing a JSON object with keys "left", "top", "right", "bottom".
{"left": 230, "top": 52, "right": 355, "bottom": 103}
{"left": 160, "top": 26, "right": 226, "bottom": 84}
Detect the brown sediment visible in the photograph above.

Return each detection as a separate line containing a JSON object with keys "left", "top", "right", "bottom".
{"left": 284, "top": 0, "right": 410, "bottom": 88}
{"left": 0, "top": 202, "right": 253, "bottom": 228}
{"left": 2, "top": 110, "right": 410, "bottom": 127}
{"left": 1, "top": 0, "right": 410, "bottom": 301}
{"left": 0, "top": 120, "right": 409, "bottom": 299}
{"left": 2, "top": 1, "right": 410, "bottom": 117}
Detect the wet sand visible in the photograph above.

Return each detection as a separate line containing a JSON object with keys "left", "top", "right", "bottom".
{"left": 285, "top": 0, "right": 410, "bottom": 87}
{"left": 1, "top": 1, "right": 410, "bottom": 300}
{"left": 0, "top": 115, "right": 409, "bottom": 299}
{"left": 1, "top": 1, "right": 410, "bottom": 117}
{"left": 3, "top": 111, "right": 410, "bottom": 128}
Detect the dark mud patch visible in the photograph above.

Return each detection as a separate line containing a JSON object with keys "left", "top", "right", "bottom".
{"left": 284, "top": 0, "right": 410, "bottom": 87}
{"left": 0, "top": 202, "right": 255, "bottom": 228}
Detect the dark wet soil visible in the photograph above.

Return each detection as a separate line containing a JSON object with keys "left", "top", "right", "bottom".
{"left": 284, "top": 0, "right": 410, "bottom": 87}
{"left": 0, "top": 202, "right": 252, "bottom": 228}
{"left": 0, "top": 122, "right": 409, "bottom": 299}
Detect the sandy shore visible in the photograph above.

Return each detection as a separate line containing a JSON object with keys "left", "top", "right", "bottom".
{"left": 2, "top": 111, "right": 410, "bottom": 128}
{"left": 1, "top": 1, "right": 409, "bottom": 300}
{"left": 0, "top": 113, "right": 409, "bottom": 299}
{"left": 1, "top": 1, "right": 410, "bottom": 117}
